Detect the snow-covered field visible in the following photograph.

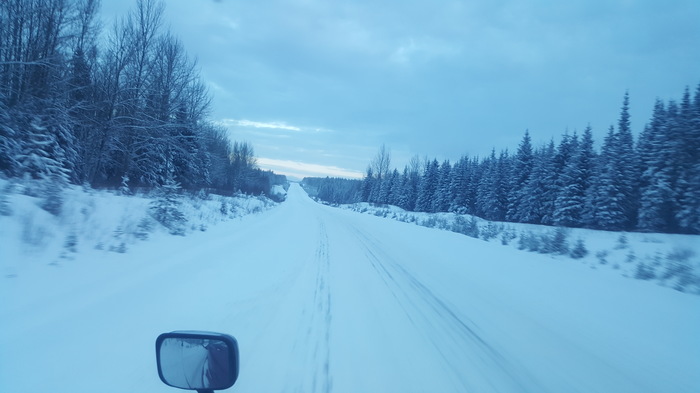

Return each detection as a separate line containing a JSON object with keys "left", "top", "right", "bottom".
{"left": 0, "top": 178, "right": 278, "bottom": 276}
{"left": 338, "top": 201, "right": 700, "bottom": 295}
{"left": 1, "top": 182, "right": 699, "bottom": 393}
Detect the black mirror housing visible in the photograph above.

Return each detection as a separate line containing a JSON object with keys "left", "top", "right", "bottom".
{"left": 156, "top": 331, "right": 239, "bottom": 392}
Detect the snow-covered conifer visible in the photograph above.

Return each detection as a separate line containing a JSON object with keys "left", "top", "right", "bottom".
{"left": 506, "top": 131, "right": 534, "bottom": 221}
{"left": 150, "top": 169, "right": 187, "bottom": 235}
{"left": 415, "top": 159, "right": 439, "bottom": 212}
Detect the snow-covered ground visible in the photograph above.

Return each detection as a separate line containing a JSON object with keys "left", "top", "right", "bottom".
{"left": 337, "top": 201, "right": 700, "bottom": 295}
{"left": 0, "top": 178, "right": 278, "bottom": 277}
{"left": 1, "top": 182, "right": 699, "bottom": 393}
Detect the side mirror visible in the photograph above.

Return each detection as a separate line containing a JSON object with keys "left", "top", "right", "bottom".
{"left": 156, "top": 331, "right": 239, "bottom": 392}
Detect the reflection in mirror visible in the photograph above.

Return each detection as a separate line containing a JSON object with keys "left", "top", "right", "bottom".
{"left": 159, "top": 337, "right": 234, "bottom": 390}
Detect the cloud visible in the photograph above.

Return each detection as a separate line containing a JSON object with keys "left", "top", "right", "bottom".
{"left": 390, "top": 37, "right": 461, "bottom": 65}
{"left": 218, "top": 119, "right": 301, "bottom": 131}
{"left": 220, "top": 16, "right": 239, "bottom": 31}
{"left": 390, "top": 39, "right": 418, "bottom": 64}
{"left": 218, "top": 119, "right": 336, "bottom": 135}
{"left": 258, "top": 158, "right": 364, "bottom": 180}
{"left": 139, "top": 0, "right": 700, "bottom": 178}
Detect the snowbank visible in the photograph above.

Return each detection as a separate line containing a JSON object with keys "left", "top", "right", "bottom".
{"left": 0, "top": 177, "right": 278, "bottom": 278}
{"left": 340, "top": 202, "right": 700, "bottom": 295}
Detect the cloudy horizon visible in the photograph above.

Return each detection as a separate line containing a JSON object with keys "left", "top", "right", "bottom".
{"left": 100, "top": 0, "right": 700, "bottom": 179}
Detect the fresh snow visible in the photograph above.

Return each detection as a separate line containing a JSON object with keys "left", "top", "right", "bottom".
{"left": 1, "top": 183, "right": 699, "bottom": 393}
{"left": 340, "top": 201, "right": 700, "bottom": 294}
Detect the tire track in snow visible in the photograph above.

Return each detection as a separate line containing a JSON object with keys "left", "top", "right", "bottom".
{"left": 350, "top": 226, "right": 543, "bottom": 393}
{"left": 287, "top": 220, "right": 333, "bottom": 393}
{"left": 312, "top": 221, "right": 333, "bottom": 393}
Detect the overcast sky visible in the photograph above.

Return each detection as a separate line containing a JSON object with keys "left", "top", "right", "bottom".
{"left": 101, "top": 0, "right": 700, "bottom": 180}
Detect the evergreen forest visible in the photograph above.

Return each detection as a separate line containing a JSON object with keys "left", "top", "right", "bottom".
{"left": 305, "top": 87, "right": 700, "bottom": 235}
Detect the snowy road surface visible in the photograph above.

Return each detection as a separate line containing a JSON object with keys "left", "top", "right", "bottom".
{"left": 1, "top": 184, "right": 699, "bottom": 392}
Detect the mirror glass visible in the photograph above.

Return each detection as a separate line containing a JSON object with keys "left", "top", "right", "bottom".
{"left": 158, "top": 337, "right": 235, "bottom": 390}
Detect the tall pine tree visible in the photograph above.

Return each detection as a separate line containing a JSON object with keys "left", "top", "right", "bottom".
{"left": 415, "top": 159, "right": 439, "bottom": 212}
{"left": 554, "top": 126, "right": 595, "bottom": 227}
{"left": 507, "top": 131, "right": 534, "bottom": 221}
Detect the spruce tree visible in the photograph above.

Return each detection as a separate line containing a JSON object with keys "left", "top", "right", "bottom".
{"left": 466, "top": 156, "right": 481, "bottom": 214}
{"left": 543, "top": 134, "right": 577, "bottom": 225}
{"left": 378, "top": 168, "right": 399, "bottom": 205}
{"left": 591, "top": 126, "right": 627, "bottom": 230}
{"left": 614, "top": 91, "right": 639, "bottom": 229}
{"left": 476, "top": 151, "right": 497, "bottom": 219}
{"left": 150, "top": 169, "right": 187, "bottom": 235}
{"left": 448, "top": 157, "right": 469, "bottom": 213}
{"left": 397, "top": 157, "right": 422, "bottom": 211}
{"left": 433, "top": 160, "right": 452, "bottom": 212}
{"left": 0, "top": 96, "right": 19, "bottom": 175}
{"left": 475, "top": 150, "right": 509, "bottom": 221}
{"left": 16, "top": 117, "right": 70, "bottom": 187}
{"left": 674, "top": 85, "right": 700, "bottom": 233}
{"left": 507, "top": 130, "right": 534, "bottom": 221}
{"left": 361, "top": 167, "right": 374, "bottom": 202}
{"left": 396, "top": 167, "right": 410, "bottom": 210}
{"left": 415, "top": 159, "right": 439, "bottom": 212}
{"left": 518, "top": 142, "right": 555, "bottom": 224}
{"left": 637, "top": 99, "right": 675, "bottom": 231}
{"left": 495, "top": 150, "right": 511, "bottom": 221}
{"left": 554, "top": 126, "right": 595, "bottom": 227}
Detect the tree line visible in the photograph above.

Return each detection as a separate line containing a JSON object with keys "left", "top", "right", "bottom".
{"left": 304, "top": 86, "right": 700, "bottom": 234}
{"left": 0, "top": 0, "right": 284, "bottom": 201}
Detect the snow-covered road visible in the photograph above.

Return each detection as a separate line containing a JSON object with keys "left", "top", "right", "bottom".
{"left": 1, "top": 184, "right": 699, "bottom": 393}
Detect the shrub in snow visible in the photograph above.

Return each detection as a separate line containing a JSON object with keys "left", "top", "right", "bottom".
{"left": 422, "top": 216, "right": 437, "bottom": 228}
{"left": 109, "top": 227, "right": 128, "bottom": 253}
{"left": 596, "top": 250, "right": 609, "bottom": 265}
{"left": 112, "top": 225, "right": 124, "bottom": 240}
{"left": 229, "top": 201, "right": 240, "bottom": 216}
{"left": 626, "top": 250, "right": 637, "bottom": 263}
{"left": 541, "top": 227, "right": 570, "bottom": 255}
{"left": 570, "top": 239, "right": 589, "bottom": 259}
{"left": 0, "top": 191, "right": 10, "bottom": 216}
{"left": 518, "top": 231, "right": 535, "bottom": 251}
{"left": 500, "top": 228, "right": 517, "bottom": 245}
{"left": 110, "top": 242, "right": 127, "bottom": 253}
{"left": 517, "top": 232, "right": 527, "bottom": 250}
{"left": 660, "top": 257, "right": 696, "bottom": 293}
{"left": 522, "top": 231, "right": 542, "bottom": 252}
{"left": 150, "top": 176, "right": 187, "bottom": 236}
{"left": 666, "top": 248, "right": 695, "bottom": 263}
{"left": 40, "top": 178, "right": 64, "bottom": 216}
{"left": 537, "top": 234, "right": 552, "bottom": 254}
{"left": 135, "top": 217, "right": 154, "bottom": 241}
{"left": 196, "top": 189, "right": 210, "bottom": 201}
{"left": 614, "top": 233, "right": 629, "bottom": 249}
{"left": 119, "top": 174, "right": 131, "bottom": 196}
{"left": 451, "top": 216, "right": 479, "bottom": 238}
{"left": 481, "top": 222, "right": 501, "bottom": 241}
{"left": 63, "top": 232, "right": 78, "bottom": 253}
{"left": 635, "top": 262, "right": 656, "bottom": 280}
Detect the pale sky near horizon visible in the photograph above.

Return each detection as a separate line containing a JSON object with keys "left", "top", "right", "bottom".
{"left": 100, "top": 0, "right": 700, "bottom": 180}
